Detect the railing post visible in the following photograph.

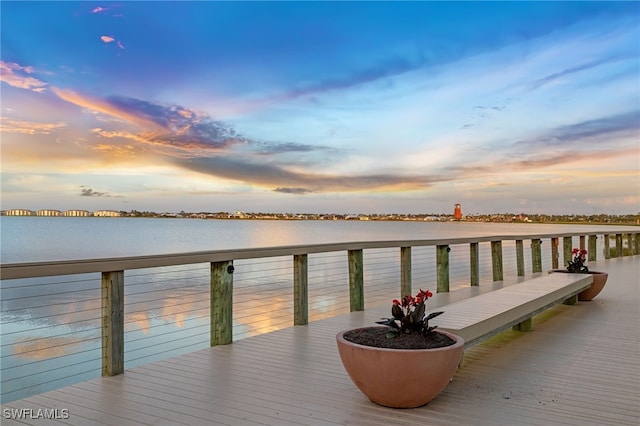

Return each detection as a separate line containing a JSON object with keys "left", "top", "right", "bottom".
{"left": 635, "top": 233, "right": 640, "bottom": 255}
{"left": 588, "top": 235, "right": 597, "bottom": 261}
{"left": 400, "top": 247, "right": 412, "bottom": 298}
{"left": 531, "top": 239, "right": 542, "bottom": 273}
{"left": 579, "top": 235, "right": 586, "bottom": 250}
{"left": 563, "top": 236, "right": 573, "bottom": 268}
{"left": 293, "top": 254, "right": 308, "bottom": 325}
{"left": 348, "top": 249, "right": 364, "bottom": 311}
{"left": 604, "top": 234, "right": 610, "bottom": 259}
{"left": 102, "top": 270, "right": 124, "bottom": 376}
{"left": 436, "top": 245, "right": 450, "bottom": 293}
{"left": 516, "top": 240, "right": 525, "bottom": 277}
{"left": 491, "top": 241, "right": 503, "bottom": 282}
{"left": 211, "top": 260, "right": 233, "bottom": 346}
{"left": 626, "top": 234, "right": 633, "bottom": 256}
{"left": 470, "top": 242, "right": 479, "bottom": 286}
{"left": 551, "top": 237, "right": 559, "bottom": 269}
{"left": 616, "top": 234, "right": 623, "bottom": 258}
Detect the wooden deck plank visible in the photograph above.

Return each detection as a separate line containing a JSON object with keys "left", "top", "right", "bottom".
{"left": 2, "top": 257, "right": 638, "bottom": 425}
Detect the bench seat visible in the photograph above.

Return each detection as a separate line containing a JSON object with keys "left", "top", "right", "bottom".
{"left": 428, "top": 273, "right": 593, "bottom": 348}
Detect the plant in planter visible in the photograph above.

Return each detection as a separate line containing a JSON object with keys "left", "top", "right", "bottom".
{"left": 336, "top": 289, "right": 464, "bottom": 408}
{"left": 567, "top": 248, "right": 589, "bottom": 272}
{"left": 550, "top": 248, "right": 608, "bottom": 301}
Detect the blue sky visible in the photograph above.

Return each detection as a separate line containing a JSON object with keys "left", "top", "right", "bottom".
{"left": 1, "top": 1, "right": 639, "bottom": 215}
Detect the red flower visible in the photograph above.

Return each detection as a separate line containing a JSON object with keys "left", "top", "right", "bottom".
{"left": 572, "top": 248, "right": 580, "bottom": 254}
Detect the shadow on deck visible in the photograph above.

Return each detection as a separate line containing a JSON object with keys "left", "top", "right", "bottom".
{"left": 2, "top": 256, "right": 639, "bottom": 425}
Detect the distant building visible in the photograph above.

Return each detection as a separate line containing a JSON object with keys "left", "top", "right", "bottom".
{"left": 93, "top": 210, "right": 121, "bottom": 217}
{"left": 37, "top": 209, "right": 62, "bottom": 217}
{"left": 5, "top": 209, "right": 34, "bottom": 216}
{"left": 64, "top": 210, "right": 91, "bottom": 217}
{"left": 453, "top": 204, "right": 463, "bottom": 220}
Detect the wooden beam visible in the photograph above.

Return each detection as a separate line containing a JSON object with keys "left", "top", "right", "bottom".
{"left": 470, "top": 242, "right": 479, "bottom": 286}
{"left": 211, "top": 260, "right": 233, "bottom": 346}
{"left": 436, "top": 245, "right": 450, "bottom": 293}
{"left": 293, "top": 254, "right": 308, "bottom": 325}
{"left": 348, "top": 249, "right": 364, "bottom": 311}
{"left": 491, "top": 241, "right": 503, "bottom": 282}
{"left": 531, "top": 239, "right": 542, "bottom": 273}
{"left": 551, "top": 237, "right": 559, "bottom": 270}
{"left": 588, "top": 235, "right": 597, "bottom": 261}
{"left": 563, "top": 236, "right": 573, "bottom": 269}
{"left": 615, "top": 234, "right": 623, "bottom": 257}
{"left": 102, "top": 270, "right": 124, "bottom": 376}
{"left": 516, "top": 240, "right": 525, "bottom": 277}
{"left": 400, "top": 247, "right": 412, "bottom": 298}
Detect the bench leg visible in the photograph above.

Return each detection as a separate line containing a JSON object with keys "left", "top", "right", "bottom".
{"left": 563, "top": 295, "right": 579, "bottom": 305}
{"left": 512, "top": 317, "right": 532, "bottom": 332}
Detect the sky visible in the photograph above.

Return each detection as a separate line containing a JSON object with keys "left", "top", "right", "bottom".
{"left": 1, "top": 2, "right": 639, "bottom": 215}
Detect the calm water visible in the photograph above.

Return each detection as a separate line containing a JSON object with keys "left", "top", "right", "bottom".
{"left": 0, "top": 216, "right": 632, "bottom": 262}
{"left": 0, "top": 217, "right": 635, "bottom": 403}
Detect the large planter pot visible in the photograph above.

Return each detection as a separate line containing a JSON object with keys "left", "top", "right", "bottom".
{"left": 549, "top": 270, "right": 609, "bottom": 301}
{"left": 336, "top": 328, "right": 464, "bottom": 408}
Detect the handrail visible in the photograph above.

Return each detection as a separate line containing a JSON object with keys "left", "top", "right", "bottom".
{"left": 1, "top": 229, "right": 638, "bottom": 401}
{"left": 1, "top": 231, "right": 633, "bottom": 280}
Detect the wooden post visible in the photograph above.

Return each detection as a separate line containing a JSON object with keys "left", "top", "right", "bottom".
{"left": 531, "top": 239, "right": 542, "bottom": 273}
{"left": 516, "top": 240, "right": 525, "bottom": 277}
{"left": 579, "top": 235, "right": 586, "bottom": 250}
{"left": 635, "top": 233, "right": 640, "bottom": 256}
{"left": 616, "top": 234, "right": 623, "bottom": 258}
{"left": 563, "top": 236, "right": 573, "bottom": 269}
{"left": 470, "top": 242, "right": 479, "bottom": 286}
{"left": 436, "top": 245, "right": 450, "bottom": 293}
{"left": 211, "top": 260, "right": 233, "bottom": 346}
{"left": 626, "top": 234, "right": 633, "bottom": 256}
{"left": 400, "top": 247, "right": 412, "bottom": 298}
{"left": 604, "top": 234, "right": 610, "bottom": 259}
{"left": 588, "top": 235, "right": 597, "bottom": 261}
{"left": 563, "top": 295, "right": 578, "bottom": 306}
{"left": 102, "top": 270, "right": 124, "bottom": 376}
{"left": 551, "top": 237, "right": 559, "bottom": 269}
{"left": 348, "top": 249, "right": 364, "bottom": 311}
{"left": 491, "top": 241, "right": 503, "bottom": 282}
{"left": 293, "top": 254, "right": 308, "bottom": 326}
{"left": 513, "top": 317, "right": 532, "bottom": 332}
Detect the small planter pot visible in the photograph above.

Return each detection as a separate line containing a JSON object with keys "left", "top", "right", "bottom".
{"left": 549, "top": 270, "right": 609, "bottom": 301}
{"left": 336, "top": 328, "right": 464, "bottom": 408}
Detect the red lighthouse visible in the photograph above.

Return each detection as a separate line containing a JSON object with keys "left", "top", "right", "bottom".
{"left": 453, "top": 204, "right": 462, "bottom": 220}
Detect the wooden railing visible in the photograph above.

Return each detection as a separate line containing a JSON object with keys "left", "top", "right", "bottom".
{"left": 1, "top": 231, "right": 638, "bottom": 379}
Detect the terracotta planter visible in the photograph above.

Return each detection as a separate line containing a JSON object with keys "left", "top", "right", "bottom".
{"left": 336, "top": 328, "right": 464, "bottom": 408}
{"left": 549, "top": 270, "right": 609, "bottom": 301}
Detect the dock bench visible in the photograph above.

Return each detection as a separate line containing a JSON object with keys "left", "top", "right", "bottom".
{"left": 429, "top": 273, "right": 594, "bottom": 348}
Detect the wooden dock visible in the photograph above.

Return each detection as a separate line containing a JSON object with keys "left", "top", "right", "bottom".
{"left": 2, "top": 256, "right": 638, "bottom": 425}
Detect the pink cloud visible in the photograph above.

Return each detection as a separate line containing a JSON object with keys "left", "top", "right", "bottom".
{"left": 51, "top": 87, "right": 162, "bottom": 129}
{"left": 0, "top": 117, "right": 66, "bottom": 135}
{"left": 0, "top": 61, "right": 48, "bottom": 92}
{"left": 100, "top": 36, "right": 115, "bottom": 43}
{"left": 92, "top": 6, "right": 109, "bottom": 14}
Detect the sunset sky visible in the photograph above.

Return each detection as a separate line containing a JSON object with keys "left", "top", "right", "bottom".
{"left": 1, "top": 2, "right": 639, "bottom": 215}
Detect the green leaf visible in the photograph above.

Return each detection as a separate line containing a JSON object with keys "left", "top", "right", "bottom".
{"left": 385, "top": 331, "right": 398, "bottom": 339}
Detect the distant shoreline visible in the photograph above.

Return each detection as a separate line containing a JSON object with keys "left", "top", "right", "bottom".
{"left": 1, "top": 212, "right": 637, "bottom": 226}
